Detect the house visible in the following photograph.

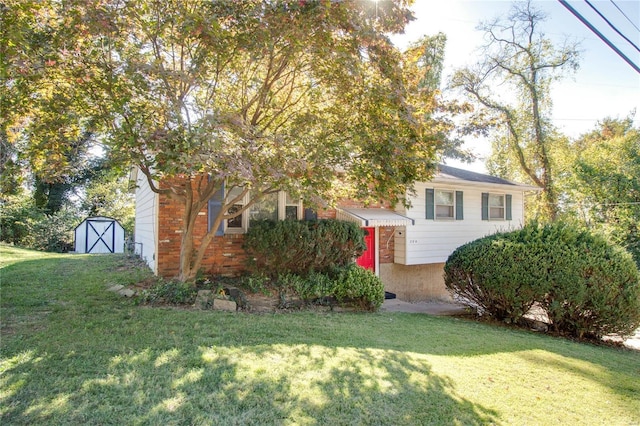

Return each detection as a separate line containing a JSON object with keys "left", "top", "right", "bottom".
{"left": 132, "top": 164, "right": 538, "bottom": 300}
{"left": 379, "top": 165, "right": 539, "bottom": 300}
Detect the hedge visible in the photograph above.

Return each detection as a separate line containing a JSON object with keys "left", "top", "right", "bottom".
{"left": 243, "top": 219, "right": 366, "bottom": 278}
{"left": 444, "top": 222, "right": 640, "bottom": 338}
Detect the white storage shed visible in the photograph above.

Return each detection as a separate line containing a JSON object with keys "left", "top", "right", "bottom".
{"left": 74, "top": 216, "right": 126, "bottom": 254}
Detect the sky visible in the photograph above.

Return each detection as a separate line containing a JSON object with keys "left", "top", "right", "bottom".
{"left": 389, "top": 0, "right": 640, "bottom": 172}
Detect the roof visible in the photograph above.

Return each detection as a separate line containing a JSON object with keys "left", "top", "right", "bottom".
{"left": 336, "top": 208, "right": 415, "bottom": 227}
{"left": 434, "top": 164, "right": 540, "bottom": 190}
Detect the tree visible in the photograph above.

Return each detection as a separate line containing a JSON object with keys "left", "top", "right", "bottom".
{"left": 0, "top": 0, "right": 50, "bottom": 195}
{"left": 563, "top": 117, "right": 640, "bottom": 266}
{"left": 11, "top": 0, "right": 445, "bottom": 281}
{"left": 403, "top": 33, "right": 476, "bottom": 164}
{"left": 81, "top": 171, "right": 135, "bottom": 234}
{"left": 450, "top": 0, "right": 579, "bottom": 221}
{"left": 1, "top": 0, "right": 103, "bottom": 208}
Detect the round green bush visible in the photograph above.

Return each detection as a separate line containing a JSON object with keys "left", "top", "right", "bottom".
{"left": 539, "top": 226, "right": 640, "bottom": 338}
{"left": 332, "top": 264, "right": 384, "bottom": 311}
{"left": 444, "top": 222, "right": 640, "bottom": 338}
{"left": 444, "top": 227, "right": 552, "bottom": 324}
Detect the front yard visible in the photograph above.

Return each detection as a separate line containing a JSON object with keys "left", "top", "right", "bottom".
{"left": 1, "top": 245, "right": 638, "bottom": 425}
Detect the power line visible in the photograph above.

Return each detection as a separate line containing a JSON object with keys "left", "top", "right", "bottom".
{"left": 610, "top": 0, "right": 640, "bottom": 33}
{"left": 558, "top": 0, "right": 640, "bottom": 74}
{"left": 585, "top": 0, "right": 640, "bottom": 53}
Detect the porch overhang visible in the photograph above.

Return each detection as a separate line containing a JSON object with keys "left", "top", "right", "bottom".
{"left": 336, "top": 208, "right": 414, "bottom": 227}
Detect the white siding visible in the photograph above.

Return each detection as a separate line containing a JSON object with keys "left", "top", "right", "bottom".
{"left": 395, "top": 182, "right": 525, "bottom": 265}
{"left": 134, "top": 170, "right": 159, "bottom": 274}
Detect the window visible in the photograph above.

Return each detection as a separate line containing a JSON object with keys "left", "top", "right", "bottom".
{"left": 226, "top": 186, "right": 246, "bottom": 231}
{"left": 249, "top": 191, "right": 278, "bottom": 223}
{"left": 426, "top": 188, "right": 463, "bottom": 220}
{"left": 482, "top": 193, "right": 512, "bottom": 221}
{"left": 248, "top": 191, "right": 301, "bottom": 225}
{"left": 435, "top": 190, "right": 455, "bottom": 219}
{"left": 209, "top": 187, "right": 303, "bottom": 234}
{"left": 285, "top": 193, "right": 300, "bottom": 220}
{"left": 208, "top": 183, "right": 225, "bottom": 236}
{"left": 489, "top": 194, "right": 504, "bottom": 220}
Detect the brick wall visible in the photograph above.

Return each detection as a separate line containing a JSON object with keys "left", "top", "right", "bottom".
{"left": 156, "top": 178, "right": 248, "bottom": 278}
{"left": 155, "top": 177, "right": 395, "bottom": 278}
{"left": 378, "top": 226, "right": 395, "bottom": 264}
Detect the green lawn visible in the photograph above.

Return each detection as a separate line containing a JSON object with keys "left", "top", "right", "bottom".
{"left": 1, "top": 245, "right": 639, "bottom": 425}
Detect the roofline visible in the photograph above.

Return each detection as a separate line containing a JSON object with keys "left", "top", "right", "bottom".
{"left": 430, "top": 175, "right": 542, "bottom": 191}
{"left": 433, "top": 164, "right": 542, "bottom": 191}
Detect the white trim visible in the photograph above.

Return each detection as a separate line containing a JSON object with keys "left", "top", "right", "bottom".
{"left": 374, "top": 227, "right": 380, "bottom": 277}
{"left": 431, "top": 175, "right": 540, "bottom": 192}
{"left": 153, "top": 190, "right": 159, "bottom": 274}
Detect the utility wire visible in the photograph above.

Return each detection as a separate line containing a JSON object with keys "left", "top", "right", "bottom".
{"left": 586, "top": 0, "right": 640, "bottom": 53}
{"left": 558, "top": 0, "right": 640, "bottom": 73}
{"left": 610, "top": 0, "right": 640, "bottom": 33}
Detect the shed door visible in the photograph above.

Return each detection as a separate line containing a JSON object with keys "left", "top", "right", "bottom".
{"left": 86, "top": 219, "right": 116, "bottom": 253}
{"left": 356, "top": 227, "right": 375, "bottom": 271}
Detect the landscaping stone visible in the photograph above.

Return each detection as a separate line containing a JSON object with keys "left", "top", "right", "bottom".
{"left": 331, "top": 305, "right": 358, "bottom": 313}
{"left": 213, "top": 298, "right": 237, "bottom": 312}
{"left": 244, "top": 293, "right": 278, "bottom": 312}
{"left": 195, "top": 290, "right": 237, "bottom": 311}
{"left": 118, "top": 288, "right": 136, "bottom": 298}
{"left": 107, "top": 284, "right": 124, "bottom": 293}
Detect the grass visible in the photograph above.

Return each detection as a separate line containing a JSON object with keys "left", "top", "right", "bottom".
{"left": 1, "top": 244, "right": 639, "bottom": 425}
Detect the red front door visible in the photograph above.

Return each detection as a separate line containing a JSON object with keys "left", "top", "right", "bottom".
{"left": 356, "top": 227, "right": 375, "bottom": 271}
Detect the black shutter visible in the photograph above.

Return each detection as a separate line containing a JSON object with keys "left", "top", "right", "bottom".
{"left": 208, "top": 182, "right": 225, "bottom": 236}
{"left": 304, "top": 208, "right": 317, "bottom": 221}
{"left": 426, "top": 188, "right": 435, "bottom": 220}
{"left": 455, "top": 191, "right": 464, "bottom": 220}
{"left": 481, "top": 192, "right": 489, "bottom": 221}
{"left": 506, "top": 194, "right": 512, "bottom": 220}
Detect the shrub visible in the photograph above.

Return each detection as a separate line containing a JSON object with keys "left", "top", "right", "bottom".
{"left": 280, "top": 270, "right": 336, "bottom": 302}
{"left": 31, "top": 207, "right": 77, "bottom": 252}
{"left": 138, "top": 280, "right": 197, "bottom": 305}
{"left": 236, "top": 273, "right": 271, "bottom": 295}
{"left": 539, "top": 227, "right": 640, "bottom": 338}
{"left": 243, "top": 219, "right": 366, "bottom": 278}
{"left": 0, "top": 195, "right": 46, "bottom": 247}
{"left": 445, "top": 222, "right": 640, "bottom": 338}
{"left": 240, "top": 265, "right": 383, "bottom": 311}
{"left": 444, "top": 228, "right": 550, "bottom": 324}
{"left": 332, "top": 264, "right": 384, "bottom": 311}
{"left": 0, "top": 195, "right": 78, "bottom": 252}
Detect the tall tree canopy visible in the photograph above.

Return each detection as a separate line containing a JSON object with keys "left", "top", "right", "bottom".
{"left": 450, "top": 0, "right": 579, "bottom": 221}
{"left": 562, "top": 117, "right": 640, "bottom": 266}
{"left": 6, "top": 0, "right": 448, "bottom": 281}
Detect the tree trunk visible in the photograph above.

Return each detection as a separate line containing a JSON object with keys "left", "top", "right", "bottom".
{"left": 176, "top": 177, "right": 220, "bottom": 283}
{"left": 177, "top": 197, "right": 197, "bottom": 282}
